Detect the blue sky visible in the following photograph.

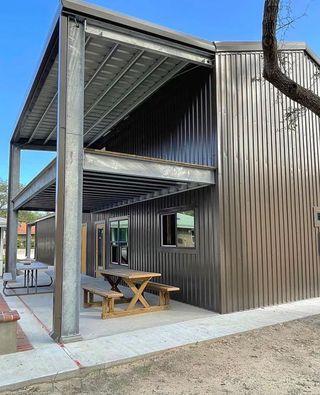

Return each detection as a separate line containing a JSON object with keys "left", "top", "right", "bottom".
{"left": 1, "top": 0, "right": 319, "bottom": 184}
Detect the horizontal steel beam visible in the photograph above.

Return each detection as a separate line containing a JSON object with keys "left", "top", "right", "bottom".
{"left": 93, "top": 183, "right": 209, "bottom": 213}
{"left": 83, "top": 151, "right": 215, "bottom": 185}
{"left": 85, "top": 24, "right": 213, "bottom": 67}
{"left": 12, "top": 160, "right": 56, "bottom": 210}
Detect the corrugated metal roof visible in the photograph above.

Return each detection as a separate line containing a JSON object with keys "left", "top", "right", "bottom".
{"left": 11, "top": 0, "right": 317, "bottom": 152}
{"left": 11, "top": 0, "right": 214, "bottom": 150}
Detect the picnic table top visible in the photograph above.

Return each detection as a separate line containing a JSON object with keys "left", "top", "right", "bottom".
{"left": 100, "top": 267, "right": 161, "bottom": 280}
{"left": 17, "top": 261, "right": 48, "bottom": 270}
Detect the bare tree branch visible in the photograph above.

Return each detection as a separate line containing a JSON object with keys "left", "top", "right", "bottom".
{"left": 262, "top": 0, "right": 320, "bottom": 117}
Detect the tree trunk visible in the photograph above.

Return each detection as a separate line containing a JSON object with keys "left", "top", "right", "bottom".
{"left": 262, "top": 0, "right": 320, "bottom": 117}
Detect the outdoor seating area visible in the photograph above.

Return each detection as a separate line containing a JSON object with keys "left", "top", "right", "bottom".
{"left": 83, "top": 268, "right": 180, "bottom": 319}
{"left": 2, "top": 264, "right": 180, "bottom": 322}
{"left": 0, "top": 274, "right": 213, "bottom": 342}
{"left": 3, "top": 260, "right": 53, "bottom": 296}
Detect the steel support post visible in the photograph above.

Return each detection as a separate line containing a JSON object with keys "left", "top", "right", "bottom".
{"left": 6, "top": 144, "right": 20, "bottom": 280}
{"left": 0, "top": 228, "right": 4, "bottom": 277}
{"left": 51, "top": 15, "right": 85, "bottom": 343}
{"left": 26, "top": 224, "right": 32, "bottom": 259}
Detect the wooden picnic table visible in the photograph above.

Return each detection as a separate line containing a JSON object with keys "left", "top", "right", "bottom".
{"left": 99, "top": 268, "right": 162, "bottom": 317}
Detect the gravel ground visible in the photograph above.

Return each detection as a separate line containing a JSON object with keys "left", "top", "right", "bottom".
{"left": 2, "top": 314, "right": 320, "bottom": 394}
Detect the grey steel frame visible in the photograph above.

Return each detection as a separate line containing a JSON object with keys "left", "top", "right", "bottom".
{"left": 6, "top": 145, "right": 20, "bottom": 280}
{"left": 50, "top": 14, "right": 85, "bottom": 343}
{"left": 6, "top": 0, "right": 216, "bottom": 343}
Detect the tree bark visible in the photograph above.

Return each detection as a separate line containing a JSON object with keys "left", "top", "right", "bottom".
{"left": 262, "top": 0, "right": 320, "bottom": 117}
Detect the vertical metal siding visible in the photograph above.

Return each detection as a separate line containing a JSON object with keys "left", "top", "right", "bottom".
{"left": 216, "top": 50, "right": 320, "bottom": 313}
{"left": 35, "top": 216, "right": 55, "bottom": 265}
{"left": 92, "top": 187, "right": 219, "bottom": 311}
{"left": 34, "top": 67, "right": 219, "bottom": 311}
{"left": 102, "top": 67, "right": 215, "bottom": 166}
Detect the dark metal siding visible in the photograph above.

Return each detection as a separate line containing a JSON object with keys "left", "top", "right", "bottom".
{"left": 91, "top": 187, "right": 219, "bottom": 311}
{"left": 216, "top": 50, "right": 320, "bottom": 313}
{"left": 34, "top": 67, "right": 220, "bottom": 311}
{"left": 102, "top": 67, "right": 215, "bottom": 166}
{"left": 35, "top": 216, "right": 55, "bottom": 265}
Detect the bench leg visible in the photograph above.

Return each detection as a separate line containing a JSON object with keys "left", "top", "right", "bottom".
{"left": 101, "top": 298, "right": 108, "bottom": 319}
{"left": 83, "top": 289, "right": 89, "bottom": 307}
{"left": 159, "top": 291, "right": 170, "bottom": 307}
{"left": 108, "top": 298, "right": 115, "bottom": 313}
{"left": 83, "top": 290, "right": 95, "bottom": 307}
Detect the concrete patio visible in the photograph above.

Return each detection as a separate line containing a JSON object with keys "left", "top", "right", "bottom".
{"left": 2, "top": 272, "right": 320, "bottom": 391}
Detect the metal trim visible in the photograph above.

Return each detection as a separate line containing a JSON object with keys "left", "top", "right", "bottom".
{"left": 62, "top": 0, "right": 215, "bottom": 53}
{"left": 85, "top": 24, "right": 213, "bottom": 66}
{"left": 83, "top": 151, "right": 215, "bottom": 184}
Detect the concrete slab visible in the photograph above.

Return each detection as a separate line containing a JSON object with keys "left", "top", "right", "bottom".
{"left": 0, "top": 344, "right": 78, "bottom": 390}
{"left": 1, "top": 275, "right": 320, "bottom": 392}
{"left": 16, "top": 274, "right": 215, "bottom": 340}
{"left": 63, "top": 297, "right": 320, "bottom": 368}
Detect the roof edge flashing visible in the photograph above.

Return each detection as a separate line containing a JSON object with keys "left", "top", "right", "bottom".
{"left": 61, "top": 0, "right": 215, "bottom": 54}
{"left": 10, "top": 7, "right": 61, "bottom": 145}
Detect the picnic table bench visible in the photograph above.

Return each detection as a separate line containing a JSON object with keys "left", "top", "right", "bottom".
{"left": 138, "top": 281, "right": 180, "bottom": 307}
{"left": 82, "top": 284, "right": 123, "bottom": 319}
{"left": 82, "top": 268, "right": 180, "bottom": 319}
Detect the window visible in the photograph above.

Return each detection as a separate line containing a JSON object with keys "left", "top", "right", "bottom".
{"left": 161, "top": 210, "right": 195, "bottom": 248}
{"left": 110, "top": 218, "right": 129, "bottom": 265}
{"left": 95, "top": 222, "right": 105, "bottom": 273}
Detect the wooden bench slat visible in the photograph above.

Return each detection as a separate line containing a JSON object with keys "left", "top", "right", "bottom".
{"left": 82, "top": 285, "right": 123, "bottom": 299}
{"left": 139, "top": 281, "right": 180, "bottom": 292}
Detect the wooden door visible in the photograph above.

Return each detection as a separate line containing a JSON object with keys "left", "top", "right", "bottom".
{"left": 81, "top": 224, "right": 87, "bottom": 274}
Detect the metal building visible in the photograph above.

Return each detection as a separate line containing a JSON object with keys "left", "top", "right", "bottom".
{"left": 7, "top": 0, "right": 320, "bottom": 342}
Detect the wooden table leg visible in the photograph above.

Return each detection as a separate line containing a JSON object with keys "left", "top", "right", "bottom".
{"left": 103, "top": 274, "right": 122, "bottom": 292}
{"left": 124, "top": 278, "right": 151, "bottom": 311}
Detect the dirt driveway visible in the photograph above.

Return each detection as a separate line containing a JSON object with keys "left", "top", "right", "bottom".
{"left": 3, "top": 314, "right": 320, "bottom": 394}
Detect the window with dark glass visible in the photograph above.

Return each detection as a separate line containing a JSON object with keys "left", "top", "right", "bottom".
{"left": 161, "top": 210, "right": 195, "bottom": 248}
{"left": 95, "top": 223, "right": 105, "bottom": 272}
{"left": 110, "top": 219, "right": 128, "bottom": 265}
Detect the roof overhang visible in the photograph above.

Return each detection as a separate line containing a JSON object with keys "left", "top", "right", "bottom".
{"left": 12, "top": 150, "right": 215, "bottom": 213}
{"left": 11, "top": 0, "right": 214, "bottom": 150}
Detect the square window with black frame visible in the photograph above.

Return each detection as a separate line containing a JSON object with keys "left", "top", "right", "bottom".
{"left": 161, "top": 210, "right": 195, "bottom": 248}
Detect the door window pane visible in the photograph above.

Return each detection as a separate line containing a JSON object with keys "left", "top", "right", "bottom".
{"left": 110, "top": 219, "right": 129, "bottom": 265}
{"left": 110, "top": 221, "right": 118, "bottom": 242}
{"left": 119, "top": 220, "right": 128, "bottom": 242}
{"left": 111, "top": 244, "right": 119, "bottom": 264}
{"left": 95, "top": 223, "right": 105, "bottom": 272}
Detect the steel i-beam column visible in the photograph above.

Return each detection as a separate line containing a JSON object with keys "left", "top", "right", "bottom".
{"left": 6, "top": 144, "right": 20, "bottom": 280}
{"left": 51, "top": 15, "right": 85, "bottom": 343}
{"left": 26, "top": 224, "right": 32, "bottom": 259}
{"left": 0, "top": 228, "right": 4, "bottom": 277}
